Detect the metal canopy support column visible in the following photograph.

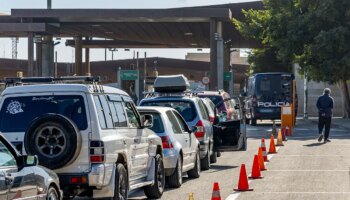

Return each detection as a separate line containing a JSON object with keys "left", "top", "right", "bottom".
{"left": 216, "top": 21, "right": 224, "bottom": 90}
{"left": 28, "top": 33, "right": 34, "bottom": 77}
{"left": 35, "top": 36, "right": 42, "bottom": 77}
{"left": 85, "top": 37, "right": 91, "bottom": 76}
{"left": 41, "top": 35, "right": 54, "bottom": 77}
{"left": 210, "top": 18, "right": 218, "bottom": 90}
{"left": 75, "top": 36, "right": 83, "bottom": 76}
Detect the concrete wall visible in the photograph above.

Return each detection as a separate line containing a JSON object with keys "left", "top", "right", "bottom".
{"left": 294, "top": 65, "right": 345, "bottom": 117}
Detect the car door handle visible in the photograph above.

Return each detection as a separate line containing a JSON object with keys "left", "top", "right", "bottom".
{"left": 5, "top": 175, "right": 13, "bottom": 185}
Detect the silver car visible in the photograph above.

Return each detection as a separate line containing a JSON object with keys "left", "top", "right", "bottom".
{"left": 0, "top": 134, "right": 62, "bottom": 200}
{"left": 138, "top": 106, "right": 201, "bottom": 188}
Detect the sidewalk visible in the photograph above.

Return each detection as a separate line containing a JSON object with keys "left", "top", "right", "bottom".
{"left": 299, "top": 117, "right": 350, "bottom": 130}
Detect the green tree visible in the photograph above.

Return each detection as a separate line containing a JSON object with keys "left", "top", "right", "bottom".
{"left": 234, "top": 0, "right": 350, "bottom": 118}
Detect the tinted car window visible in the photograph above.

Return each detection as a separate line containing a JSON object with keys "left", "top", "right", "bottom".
{"left": 166, "top": 111, "right": 183, "bottom": 134}
{"left": 141, "top": 100, "right": 197, "bottom": 122}
{"left": 114, "top": 102, "right": 128, "bottom": 127}
{"left": 99, "top": 95, "right": 114, "bottom": 128}
{"left": 0, "top": 95, "right": 87, "bottom": 132}
{"left": 0, "top": 141, "right": 16, "bottom": 167}
{"left": 141, "top": 112, "right": 164, "bottom": 133}
{"left": 94, "top": 95, "right": 107, "bottom": 129}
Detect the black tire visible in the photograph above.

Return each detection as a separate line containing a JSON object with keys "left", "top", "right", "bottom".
{"left": 200, "top": 150, "right": 210, "bottom": 170}
{"left": 251, "top": 117, "right": 257, "bottom": 126}
{"left": 47, "top": 186, "right": 59, "bottom": 200}
{"left": 111, "top": 164, "right": 128, "bottom": 200}
{"left": 217, "top": 151, "right": 221, "bottom": 157}
{"left": 187, "top": 150, "right": 200, "bottom": 178}
{"left": 166, "top": 157, "right": 182, "bottom": 188}
{"left": 210, "top": 150, "right": 217, "bottom": 164}
{"left": 144, "top": 154, "right": 165, "bottom": 199}
{"left": 24, "top": 114, "right": 81, "bottom": 169}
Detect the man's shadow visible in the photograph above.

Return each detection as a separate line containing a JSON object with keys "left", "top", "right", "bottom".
{"left": 303, "top": 142, "right": 325, "bottom": 147}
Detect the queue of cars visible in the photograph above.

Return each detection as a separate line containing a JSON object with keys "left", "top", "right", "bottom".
{"left": 0, "top": 75, "right": 246, "bottom": 200}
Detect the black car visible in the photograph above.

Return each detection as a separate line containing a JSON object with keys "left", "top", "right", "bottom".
{"left": 0, "top": 134, "right": 62, "bottom": 200}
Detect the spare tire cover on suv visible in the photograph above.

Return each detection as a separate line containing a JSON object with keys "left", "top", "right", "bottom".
{"left": 24, "top": 114, "right": 82, "bottom": 169}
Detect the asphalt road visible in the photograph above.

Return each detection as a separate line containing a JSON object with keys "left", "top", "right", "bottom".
{"left": 128, "top": 119, "right": 350, "bottom": 200}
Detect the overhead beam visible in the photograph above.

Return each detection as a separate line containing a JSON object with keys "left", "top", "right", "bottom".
{"left": 0, "top": 23, "right": 60, "bottom": 34}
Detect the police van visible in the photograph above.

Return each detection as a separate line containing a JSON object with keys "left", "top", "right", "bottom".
{"left": 244, "top": 72, "right": 297, "bottom": 125}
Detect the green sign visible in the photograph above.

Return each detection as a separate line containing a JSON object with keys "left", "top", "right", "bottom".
{"left": 224, "top": 72, "right": 232, "bottom": 81}
{"left": 120, "top": 70, "right": 138, "bottom": 80}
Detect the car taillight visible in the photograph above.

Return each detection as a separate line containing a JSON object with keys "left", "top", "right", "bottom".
{"left": 195, "top": 120, "right": 205, "bottom": 138}
{"left": 70, "top": 176, "right": 88, "bottom": 184}
{"left": 209, "top": 116, "right": 214, "bottom": 125}
{"left": 90, "top": 140, "right": 105, "bottom": 164}
{"left": 161, "top": 136, "right": 173, "bottom": 149}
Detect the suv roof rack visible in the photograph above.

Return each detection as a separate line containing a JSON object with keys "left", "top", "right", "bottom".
{"left": 143, "top": 91, "right": 199, "bottom": 98}
{"left": 4, "top": 76, "right": 101, "bottom": 87}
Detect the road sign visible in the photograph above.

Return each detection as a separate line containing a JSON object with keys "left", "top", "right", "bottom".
{"left": 120, "top": 70, "right": 138, "bottom": 80}
{"left": 202, "top": 76, "right": 210, "bottom": 85}
{"left": 224, "top": 72, "right": 232, "bottom": 81}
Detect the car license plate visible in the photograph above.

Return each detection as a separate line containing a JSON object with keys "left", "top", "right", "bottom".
{"left": 260, "top": 109, "right": 274, "bottom": 113}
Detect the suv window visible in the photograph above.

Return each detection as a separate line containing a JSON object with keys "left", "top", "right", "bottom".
{"left": 0, "top": 95, "right": 87, "bottom": 132}
{"left": 172, "top": 111, "right": 188, "bottom": 132}
{"left": 141, "top": 100, "right": 197, "bottom": 122}
{"left": 198, "top": 100, "right": 209, "bottom": 121}
{"left": 166, "top": 111, "right": 182, "bottom": 134}
{"left": 94, "top": 95, "right": 107, "bottom": 129}
{"left": 0, "top": 141, "right": 16, "bottom": 167}
{"left": 123, "top": 102, "right": 140, "bottom": 128}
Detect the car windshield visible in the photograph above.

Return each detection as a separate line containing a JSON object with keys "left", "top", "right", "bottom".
{"left": 140, "top": 100, "right": 197, "bottom": 122}
{"left": 0, "top": 141, "right": 16, "bottom": 166}
{"left": 0, "top": 95, "right": 87, "bottom": 132}
{"left": 140, "top": 112, "right": 164, "bottom": 134}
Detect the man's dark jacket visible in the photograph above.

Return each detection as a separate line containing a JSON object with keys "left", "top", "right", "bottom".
{"left": 316, "top": 94, "right": 334, "bottom": 117}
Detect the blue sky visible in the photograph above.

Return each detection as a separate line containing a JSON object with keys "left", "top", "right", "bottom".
{"left": 0, "top": 0, "right": 253, "bottom": 62}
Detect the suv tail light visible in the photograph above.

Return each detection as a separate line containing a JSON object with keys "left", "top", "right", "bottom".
{"left": 195, "top": 120, "right": 205, "bottom": 138}
{"left": 209, "top": 116, "right": 214, "bottom": 125}
{"left": 161, "top": 136, "right": 173, "bottom": 149}
{"left": 90, "top": 141, "right": 105, "bottom": 164}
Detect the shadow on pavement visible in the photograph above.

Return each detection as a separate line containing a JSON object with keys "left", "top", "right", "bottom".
{"left": 206, "top": 164, "right": 238, "bottom": 173}
{"left": 303, "top": 142, "right": 325, "bottom": 147}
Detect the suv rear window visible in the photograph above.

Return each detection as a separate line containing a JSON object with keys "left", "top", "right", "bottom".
{"left": 0, "top": 95, "right": 87, "bottom": 132}
{"left": 140, "top": 100, "right": 197, "bottom": 122}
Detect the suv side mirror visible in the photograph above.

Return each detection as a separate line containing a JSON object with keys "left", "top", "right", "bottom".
{"left": 142, "top": 114, "right": 153, "bottom": 128}
{"left": 22, "top": 155, "right": 38, "bottom": 167}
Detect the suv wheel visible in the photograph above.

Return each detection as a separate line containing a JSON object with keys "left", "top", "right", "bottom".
{"left": 144, "top": 154, "right": 165, "bottom": 199}
{"left": 187, "top": 150, "right": 200, "bottom": 178}
{"left": 47, "top": 186, "right": 59, "bottom": 200}
{"left": 200, "top": 150, "right": 210, "bottom": 170}
{"left": 210, "top": 150, "right": 217, "bottom": 164}
{"left": 166, "top": 157, "right": 182, "bottom": 188}
{"left": 24, "top": 114, "right": 81, "bottom": 169}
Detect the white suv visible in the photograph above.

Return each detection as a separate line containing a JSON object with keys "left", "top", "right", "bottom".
{"left": 0, "top": 77, "right": 164, "bottom": 200}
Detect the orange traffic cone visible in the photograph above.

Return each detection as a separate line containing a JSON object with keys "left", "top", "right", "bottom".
{"left": 234, "top": 164, "right": 253, "bottom": 191}
{"left": 258, "top": 147, "right": 267, "bottom": 171}
{"left": 211, "top": 182, "right": 221, "bottom": 200}
{"left": 268, "top": 134, "right": 277, "bottom": 154}
{"left": 249, "top": 155, "right": 263, "bottom": 179}
{"left": 189, "top": 192, "right": 194, "bottom": 200}
{"left": 276, "top": 129, "right": 284, "bottom": 146}
{"left": 261, "top": 138, "right": 268, "bottom": 162}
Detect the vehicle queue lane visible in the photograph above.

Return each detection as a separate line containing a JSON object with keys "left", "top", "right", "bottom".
{"left": 128, "top": 121, "right": 278, "bottom": 200}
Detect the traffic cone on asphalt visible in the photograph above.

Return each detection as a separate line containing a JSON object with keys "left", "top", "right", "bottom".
{"left": 234, "top": 164, "right": 253, "bottom": 191}
{"left": 258, "top": 147, "right": 267, "bottom": 171}
{"left": 189, "top": 192, "right": 194, "bottom": 200}
{"left": 276, "top": 129, "right": 284, "bottom": 146}
{"left": 211, "top": 182, "right": 221, "bottom": 200}
{"left": 261, "top": 138, "right": 269, "bottom": 162}
{"left": 249, "top": 155, "right": 263, "bottom": 179}
{"left": 268, "top": 134, "right": 277, "bottom": 154}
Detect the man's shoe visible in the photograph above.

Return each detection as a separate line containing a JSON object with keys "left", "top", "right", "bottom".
{"left": 318, "top": 134, "right": 324, "bottom": 142}
{"left": 325, "top": 139, "right": 331, "bottom": 143}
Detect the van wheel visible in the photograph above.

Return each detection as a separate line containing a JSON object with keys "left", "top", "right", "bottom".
{"left": 47, "top": 186, "right": 59, "bottom": 200}
{"left": 24, "top": 114, "right": 81, "bottom": 169}
{"left": 166, "top": 157, "right": 182, "bottom": 188}
{"left": 187, "top": 150, "right": 200, "bottom": 178}
{"left": 200, "top": 150, "right": 210, "bottom": 170}
{"left": 144, "top": 154, "right": 165, "bottom": 199}
{"left": 217, "top": 151, "right": 221, "bottom": 157}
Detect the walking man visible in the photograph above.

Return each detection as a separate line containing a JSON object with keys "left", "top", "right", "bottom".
{"left": 317, "top": 88, "right": 334, "bottom": 143}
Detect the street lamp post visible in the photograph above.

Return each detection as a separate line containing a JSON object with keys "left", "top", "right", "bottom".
{"left": 109, "top": 48, "right": 118, "bottom": 61}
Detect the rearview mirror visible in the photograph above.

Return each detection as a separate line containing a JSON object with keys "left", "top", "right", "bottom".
{"left": 25, "top": 155, "right": 38, "bottom": 167}
{"left": 142, "top": 114, "right": 153, "bottom": 128}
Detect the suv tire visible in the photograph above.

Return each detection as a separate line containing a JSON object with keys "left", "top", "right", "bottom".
{"left": 210, "top": 150, "right": 217, "bottom": 164}
{"left": 166, "top": 157, "right": 182, "bottom": 188}
{"left": 110, "top": 164, "right": 128, "bottom": 200}
{"left": 47, "top": 186, "right": 59, "bottom": 200}
{"left": 24, "top": 114, "right": 81, "bottom": 169}
{"left": 200, "top": 150, "right": 210, "bottom": 170}
{"left": 187, "top": 150, "right": 200, "bottom": 178}
{"left": 144, "top": 154, "right": 165, "bottom": 199}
